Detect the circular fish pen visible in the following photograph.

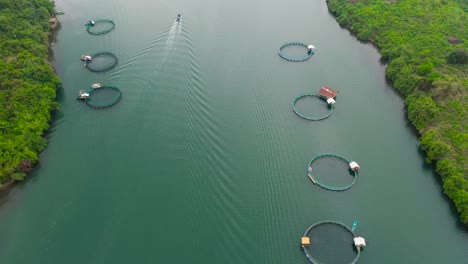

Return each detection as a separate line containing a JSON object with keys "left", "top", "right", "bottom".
{"left": 85, "top": 19, "right": 115, "bottom": 35}
{"left": 307, "top": 153, "right": 359, "bottom": 191}
{"left": 301, "top": 220, "right": 361, "bottom": 264}
{"left": 293, "top": 94, "right": 334, "bottom": 121}
{"left": 278, "top": 42, "right": 314, "bottom": 62}
{"left": 85, "top": 85, "right": 121, "bottom": 109}
{"left": 84, "top": 52, "right": 118, "bottom": 72}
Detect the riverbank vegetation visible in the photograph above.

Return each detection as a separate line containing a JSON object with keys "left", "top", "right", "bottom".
{"left": 0, "top": 0, "right": 61, "bottom": 185}
{"left": 328, "top": 0, "right": 468, "bottom": 225}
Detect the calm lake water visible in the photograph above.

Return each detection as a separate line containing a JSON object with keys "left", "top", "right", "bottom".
{"left": 0, "top": 0, "right": 467, "bottom": 263}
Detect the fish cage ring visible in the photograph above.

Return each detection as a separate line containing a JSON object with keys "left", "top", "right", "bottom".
{"left": 307, "top": 153, "right": 359, "bottom": 191}
{"left": 278, "top": 42, "right": 314, "bottom": 62}
{"left": 84, "top": 85, "right": 122, "bottom": 109}
{"left": 85, "top": 19, "right": 115, "bottom": 35}
{"left": 293, "top": 94, "right": 334, "bottom": 121}
{"left": 301, "top": 220, "right": 361, "bottom": 264}
{"left": 84, "top": 52, "right": 118, "bottom": 73}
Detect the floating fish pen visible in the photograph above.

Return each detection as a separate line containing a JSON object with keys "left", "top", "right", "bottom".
{"left": 307, "top": 153, "right": 360, "bottom": 191}
{"left": 85, "top": 19, "right": 116, "bottom": 35}
{"left": 77, "top": 85, "right": 121, "bottom": 109}
{"left": 301, "top": 220, "right": 366, "bottom": 264}
{"left": 81, "top": 52, "right": 118, "bottom": 72}
{"left": 292, "top": 94, "right": 334, "bottom": 121}
{"left": 292, "top": 87, "right": 338, "bottom": 120}
{"left": 278, "top": 42, "right": 315, "bottom": 62}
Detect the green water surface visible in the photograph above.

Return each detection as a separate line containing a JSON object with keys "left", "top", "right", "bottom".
{"left": 0, "top": 0, "right": 467, "bottom": 263}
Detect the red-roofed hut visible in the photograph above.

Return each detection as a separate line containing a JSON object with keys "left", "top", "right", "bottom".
{"left": 319, "top": 86, "right": 337, "bottom": 99}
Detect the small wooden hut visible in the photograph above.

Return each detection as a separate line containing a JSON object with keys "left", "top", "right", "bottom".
{"left": 301, "top": 237, "right": 310, "bottom": 246}
{"left": 80, "top": 55, "right": 92, "bottom": 61}
{"left": 349, "top": 161, "right": 360, "bottom": 172}
{"left": 353, "top": 237, "right": 366, "bottom": 250}
{"left": 319, "top": 86, "right": 337, "bottom": 99}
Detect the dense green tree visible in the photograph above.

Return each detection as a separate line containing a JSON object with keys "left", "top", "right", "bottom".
{"left": 416, "top": 63, "right": 434, "bottom": 76}
{"left": 406, "top": 94, "right": 439, "bottom": 130}
{"left": 0, "top": 0, "right": 60, "bottom": 184}
{"left": 447, "top": 49, "right": 468, "bottom": 64}
{"left": 328, "top": 0, "right": 468, "bottom": 225}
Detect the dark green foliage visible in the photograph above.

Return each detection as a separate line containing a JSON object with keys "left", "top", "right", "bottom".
{"left": 328, "top": 0, "right": 468, "bottom": 225}
{"left": 447, "top": 49, "right": 468, "bottom": 64}
{"left": 443, "top": 174, "right": 467, "bottom": 194}
{"left": 442, "top": 173, "right": 468, "bottom": 223}
{"left": 420, "top": 129, "right": 451, "bottom": 161}
{"left": 406, "top": 94, "right": 439, "bottom": 130}
{"left": 10, "top": 172, "right": 26, "bottom": 181}
{"left": 436, "top": 159, "right": 458, "bottom": 179}
{"left": 416, "top": 63, "right": 434, "bottom": 76}
{"left": 0, "top": 0, "right": 60, "bottom": 182}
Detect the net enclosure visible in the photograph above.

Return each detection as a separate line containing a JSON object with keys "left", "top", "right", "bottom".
{"left": 301, "top": 220, "right": 361, "bottom": 264}
{"left": 83, "top": 52, "right": 118, "bottom": 72}
{"left": 81, "top": 85, "right": 122, "bottom": 109}
{"left": 85, "top": 19, "right": 115, "bottom": 35}
{"left": 278, "top": 42, "right": 315, "bottom": 62}
{"left": 307, "top": 153, "right": 360, "bottom": 191}
{"left": 293, "top": 94, "right": 334, "bottom": 121}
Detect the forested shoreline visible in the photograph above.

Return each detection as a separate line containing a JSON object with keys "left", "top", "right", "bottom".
{"left": 328, "top": 0, "right": 468, "bottom": 225}
{"left": 0, "top": 0, "right": 61, "bottom": 186}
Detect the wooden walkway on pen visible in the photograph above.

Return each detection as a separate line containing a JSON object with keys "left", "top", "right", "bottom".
{"left": 307, "top": 174, "right": 316, "bottom": 184}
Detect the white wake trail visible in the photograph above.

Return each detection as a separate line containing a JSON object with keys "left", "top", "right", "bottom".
{"left": 156, "top": 22, "right": 181, "bottom": 71}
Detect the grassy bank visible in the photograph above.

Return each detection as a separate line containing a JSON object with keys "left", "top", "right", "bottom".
{"left": 327, "top": 0, "right": 468, "bottom": 225}
{"left": 0, "top": 0, "right": 61, "bottom": 185}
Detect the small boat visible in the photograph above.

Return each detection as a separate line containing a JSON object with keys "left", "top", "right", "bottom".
{"left": 176, "top": 14, "right": 181, "bottom": 23}
{"left": 91, "top": 83, "right": 102, "bottom": 89}
{"left": 80, "top": 55, "right": 92, "bottom": 61}
{"left": 77, "top": 90, "right": 89, "bottom": 100}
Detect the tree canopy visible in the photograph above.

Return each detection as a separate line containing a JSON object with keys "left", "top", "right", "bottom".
{"left": 0, "top": 0, "right": 61, "bottom": 185}
{"left": 328, "top": 0, "right": 468, "bottom": 225}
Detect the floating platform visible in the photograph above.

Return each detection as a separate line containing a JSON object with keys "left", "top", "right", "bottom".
{"left": 77, "top": 90, "right": 89, "bottom": 100}
{"left": 91, "top": 83, "right": 102, "bottom": 89}
{"left": 319, "top": 86, "right": 337, "bottom": 99}
{"left": 80, "top": 55, "right": 92, "bottom": 61}
{"left": 354, "top": 237, "right": 366, "bottom": 249}
{"left": 349, "top": 161, "right": 360, "bottom": 171}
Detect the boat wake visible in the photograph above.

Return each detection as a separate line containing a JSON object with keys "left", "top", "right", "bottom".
{"left": 157, "top": 21, "right": 181, "bottom": 70}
